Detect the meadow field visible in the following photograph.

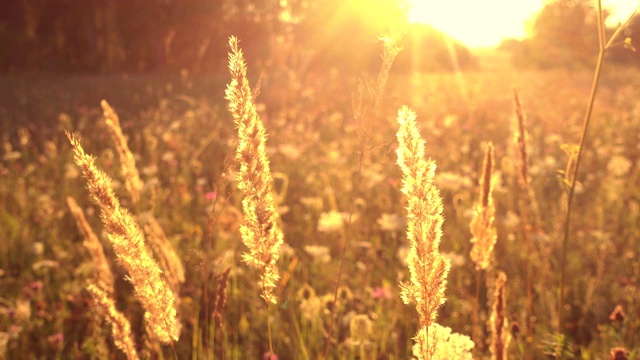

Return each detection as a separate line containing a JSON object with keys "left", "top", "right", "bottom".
{"left": 1, "top": 41, "right": 640, "bottom": 360}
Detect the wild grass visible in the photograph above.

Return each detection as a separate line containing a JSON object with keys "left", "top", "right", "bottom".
{"left": 1, "top": 9, "right": 640, "bottom": 359}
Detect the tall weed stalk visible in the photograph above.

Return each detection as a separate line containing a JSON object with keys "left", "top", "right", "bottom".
{"left": 557, "top": 0, "right": 638, "bottom": 336}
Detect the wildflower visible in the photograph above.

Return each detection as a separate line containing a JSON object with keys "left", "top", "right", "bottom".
{"left": 349, "top": 314, "right": 373, "bottom": 342}
{"left": 296, "top": 284, "right": 317, "bottom": 301}
{"left": 31, "top": 260, "right": 59, "bottom": 271}
{"left": 361, "top": 163, "right": 386, "bottom": 188}
{"left": 13, "top": 299, "right": 31, "bottom": 322}
{"left": 610, "top": 347, "right": 629, "bottom": 360}
{"left": 263, "top": 351, "right": 278, "bottom": 360}
{"left": 396, "top": 245, "right": 409, "bottom": 266}
{"left": 64, "top": 162, "right": 80, "bottom": 179}
{"left": 321, "top": 293, "right": 336, "bottom": 315}
{"left": 304, "top": 245, "right": 331, "bottom": 263}
{"left": 277, "top": 143, "right": 301, "bottom": 160}
{"left": 443, "top": 252, "right": 466, "bottom": 268}
{"left": 413, "top": 324, "right": 474, "bottom": 360}
{"left": 377, "top": 213, "right": 406, "bottom": 232}
{"left": 317, "top": 211, "right": 348, "bottom": 232}
{"left": 299, "top": 196, "right": 323, "bottom": 212}
{"left": 435, "top": 172, "right": 473, "bottom": 192}
{"left": 607, "top": 155, "right": 632, "bottom": 177}
{"left": 31, "top": 242, "right": 44, "bottom": 256}
{"left": 372, "top": 286, "right": 393, "bottom": 300}
{"left": 336, "top": 286, "right": 353, "bottom": 304}
{"left": 2, "top": 151, "right": 22, "bottom": 162}
{"left": 46, "top": 333, "right": 63, "bottom": 345}
{"left": 502, "top": 211, "right": 520, "bottom": 230}
{"left": 609, "top": 305, "right": 625, "bottom": 322}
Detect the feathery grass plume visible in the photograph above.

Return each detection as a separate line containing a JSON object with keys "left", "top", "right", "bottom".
{"left": 512, "top": 89, "right": 542, "bottom": 233}
{"left": 66, "top": 196, "right": 115, "bottom": 293}
{"left": 512, "top": 89, "right": 543, "bottom": 337}
{"left": 490, "top": 271, "right": 509, "bottom": 360}
{"left": 67, "top": 132, "right": 179, "bottom": 343}
{"left": 470, "top": 142, "right": 497, "bottom": 270}
{"left": 374, "top": 29, "right": 404, "bottom": 112}
{"left": 396, "top": 106, "right": 452, "bottom": 359}
{"left": 225, "top": 36, "right": 284, "bottom": 304}
{"left": 101, "top": 100, "right": 143, "bottom": 204}
{"left": 138, "top": 212, "right": 185, "bottom": 293}
{"left": 213, "top": 267, "right": 231, "bottom": 329}
{"left": 86, "top": 283, "right": 139, "bottom": 360}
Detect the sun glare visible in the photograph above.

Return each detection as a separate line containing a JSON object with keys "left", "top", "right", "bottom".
{"left": 406, "top": 0, "right": 540, "bottom": 48}
{"left": 406, "top": 0, "right": 637, "bottom": 49}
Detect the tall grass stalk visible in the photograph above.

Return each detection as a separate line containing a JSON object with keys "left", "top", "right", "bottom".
{"left": 396, "top": 105, "right": 450, "bottom": 359}
{"left": 323, "top": 29, "right": 403, "bottom": 358}
{"left": 225, "top": 35, "right": 284, "bottom": 357}
{"left": 512, "top": 89, "right": 536, "bottom": 337}
{"left": 469, "top": 142, "right": 496, "bottom": 344}
{"left": 66, "top": 132, "right": 180, "bottom": 344}
{"left": 557, "top": 1, "right": 638, "bottom": 335}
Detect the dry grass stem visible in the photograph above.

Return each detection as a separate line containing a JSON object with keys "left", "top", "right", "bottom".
{"left": 67, "top": 132, "right": 180, "bottom": 343}
{"left": 66, "top": 196, "right": 115, "bottom": 292}
{"left": 86, "top": 283, "right": 140, "bottom": 360}
{"left": 490, "top": 272, "right": 509, "bottom": 360}
{"left": 470, "top": 142, "right": 497, "bottom": 271}
{"left": 213, "top": 267, "right": 232, "bottom": 329}
{"left": 225, "top": 36, "right": 284, "bottom": 305}
{"left": 396, "top": 105, "right": 451, "bottom": 359}
{"left": 101, "top": 100, "right": 143, "bottom": 204}
{"left": 512, "top": 90, "right": 528, "bottom": 186}
{"left": 374, "top": 29, "right": 404, "bottom": 111}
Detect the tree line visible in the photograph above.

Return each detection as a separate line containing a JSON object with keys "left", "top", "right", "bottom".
{"left": 0, "top": 0, "right": 476, "bottom": 74}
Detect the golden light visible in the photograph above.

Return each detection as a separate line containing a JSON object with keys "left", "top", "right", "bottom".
{"left": 405, "top": 0, "right": 636, "bottom": 49}
{"left": 406, "top": 0, "right": 540, "bottom": 48}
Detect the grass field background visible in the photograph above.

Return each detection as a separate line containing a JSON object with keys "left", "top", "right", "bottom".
{"left": 1, "top": 47, "right": 639, "bottom": 358}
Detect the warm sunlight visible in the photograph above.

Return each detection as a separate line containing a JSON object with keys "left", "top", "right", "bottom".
{"left": 406, "top": 0, "right": 638, "bottom": 48}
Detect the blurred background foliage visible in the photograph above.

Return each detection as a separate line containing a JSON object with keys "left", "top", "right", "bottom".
{"left": 0, "top": 0, "right": 475, "bottom": 74}
{"left": 2, "top": 0, "right": 638, "bottom": 76}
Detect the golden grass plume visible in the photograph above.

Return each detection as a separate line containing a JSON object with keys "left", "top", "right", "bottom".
{"left": 67, "top": 132, "right": 179, "bottom": 343}
{"left": 86, "top": 283, "right": 139, "bottom": 360}
{"left": 101, "top": 100, "right": 143, "bottom": 204}
{"left": 224, "top": 36, "right": 284, "bottom": 305}
{"left": 66, "top": 196, "right": 115, "bottom": 293}
{"left": 395, "top": 105, "right": 451, "bottom": 359}
{"left": 470, "top": 142, "right": 497, "bottom": 271}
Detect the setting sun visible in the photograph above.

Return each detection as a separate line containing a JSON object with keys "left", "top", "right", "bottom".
{"left": 406, "top": 0, "right": 637, "bottom": 48}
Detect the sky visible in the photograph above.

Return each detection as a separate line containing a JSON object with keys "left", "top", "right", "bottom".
{"left": 406, "top": 0, "right": 639, "bottom": 48}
